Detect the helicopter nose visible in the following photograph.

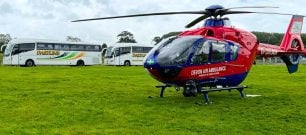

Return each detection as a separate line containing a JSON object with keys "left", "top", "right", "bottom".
{"left": 144, "top": 56, "right": 163, "bottom": 80}
{"left": 144, "top": 55, "right": 182, "bottom": 81}
{"left": 144, "top": 54, "right": 158, "bottom": 68}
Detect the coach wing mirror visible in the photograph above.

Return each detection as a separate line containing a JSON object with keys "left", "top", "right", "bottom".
{"left": 0, "top": 45, "right": 6, "bottom": 53}
{"left": 12, "top": 45, "right": 19, "bottom": 55}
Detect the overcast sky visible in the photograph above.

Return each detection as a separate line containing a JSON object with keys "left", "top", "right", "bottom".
{"left": 0, "top": 0, "right": 306, "bottom": 45}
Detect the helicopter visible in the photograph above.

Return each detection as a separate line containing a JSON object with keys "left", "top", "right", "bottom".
{"left": 72, "top": 5, "right": 306, "bottom": 103}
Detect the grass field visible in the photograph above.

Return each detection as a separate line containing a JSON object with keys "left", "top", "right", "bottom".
{"left": 0, "top": 65, "right": 305, "bottom": 134}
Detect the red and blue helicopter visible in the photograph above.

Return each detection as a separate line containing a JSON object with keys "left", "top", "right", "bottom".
{"left": 73, "top": 5, "right": 306, "bottom": 103}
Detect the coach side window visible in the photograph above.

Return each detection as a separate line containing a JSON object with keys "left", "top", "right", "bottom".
{"left": 85, "top": 45, "right": 101, "bottom": 52}
{"left": 119, "top": 47, "right": 131, "bottom": 55}
{"left": 95, "top": 45, "right": 102, "bottom": 51}
{"left": 19, "top": 43, "right": 35, "bottom": 53}
{"left": 45, "top": 44, "right": 53, "bottom": 50}
{"left": 37, "top": 43, "right": 45, "bottom": 50}
{"left": 62, "top": 44, "right": 70, "bottom": 51}
{"left": 143, "top": 47, "right": 153, "bottom": 53}
{"left": 54, "top": 44, "right": 61, "bottom": 50}
{"left": 70, "top": 45, "right": 85, "bottom": 51}
{"left": 132, "top": 46, "right": 143, "bottom": 53}
{"left": 37, "top": 43, "right": 54, "bottom": 50}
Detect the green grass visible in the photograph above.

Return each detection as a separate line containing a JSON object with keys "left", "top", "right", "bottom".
{"left": 0, "top": 65, "right": 305, "bottom": 134}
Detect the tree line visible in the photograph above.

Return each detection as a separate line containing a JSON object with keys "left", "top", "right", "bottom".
{"left": 152, "top": 31, "right": 306, "bottom": 46}
{"left": 253, "top": 32, "right": 306, "bottom": 45}
{"left": 2, "top": 31, "right": 306, "bottom": 52}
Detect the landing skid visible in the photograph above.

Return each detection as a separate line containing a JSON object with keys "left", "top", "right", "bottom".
{"left": 199, "top": 85, "right": 247, "bottom": 104}
{"left": 155, "top": 84, "right": 247, "bottom": 104}
{"left": 156, "top": 84, "right": 171, "bottom": 98}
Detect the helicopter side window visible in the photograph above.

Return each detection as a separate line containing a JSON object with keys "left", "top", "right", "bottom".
{"left": 191, "top": 41, "right": 210, "bottom": 65}
{"left": 230, "top": 45, "right": 238, "bottom": 60}
{"left": 211, "top": 42, "right": 226, "bottom": 62}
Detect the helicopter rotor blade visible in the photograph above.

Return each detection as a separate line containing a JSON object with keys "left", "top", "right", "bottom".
{"left": 221, "top": 11, "right": 255, "bottom": 16}
{"left": 72, "top": 4, "right": 305, "bottom": 29}
{"left": 216, "top": 6, "right": 278, "bottom": 16}
{"left": 244, "top": 11, "right": 305, "bottom": 17}
{"left": 72, "top": 11, "right": 207, "bottom": 22}
{"left": 185, "top": 14, "right": 210, "bottom": 28}
{"left": 223, "top": 11, "right": 305, "bottom": 17}
{"left": 225, "top": 6, "right": 279, "bottom": 10}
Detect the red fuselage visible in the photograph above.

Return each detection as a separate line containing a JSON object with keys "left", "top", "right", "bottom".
{"left": 144, "top": 26, "right": 259, "bottom": 86}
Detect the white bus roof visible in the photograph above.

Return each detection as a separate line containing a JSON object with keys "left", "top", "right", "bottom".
{"left": 7, "top": 38, "right": 100, "bottom": 45}
{"left": 108, "top": 43, "right": 154, "bottom": 48}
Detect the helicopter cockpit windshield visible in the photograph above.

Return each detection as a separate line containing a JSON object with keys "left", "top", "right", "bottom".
{"left": 156, "top": 36, "right": 202, "bottom": 67}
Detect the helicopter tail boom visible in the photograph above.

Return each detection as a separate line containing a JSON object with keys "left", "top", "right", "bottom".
{"left": 257, "top": 15, "right": 305, "bottom": 73}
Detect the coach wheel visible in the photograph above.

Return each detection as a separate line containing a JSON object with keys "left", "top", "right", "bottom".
{"left": 124, "top": 61, "right": 131, "bottom": 66}
{"left": 76, "top": 60, "right": 85, "bottom": 66}
{"left": 25, "top": 60, "right": 34, "bottom": 67}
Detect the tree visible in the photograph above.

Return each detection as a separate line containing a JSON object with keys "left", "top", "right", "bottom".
{"left": 101, "top": 43, "right": 107, "bottom": 49}
{"left": 152, "top": 31, "right": 181, "bottom": 45}
{"left": 161, "top": 31, "right": 181, "bottom": 39}
{"left": 101, "top": 43, "right": 108, "bottom": 57}
{"left": 0, "top": 34, "right": 12, "bottom": 50}
{"left": 152, "top": 36, "right": 162, "bottom": 45}
{"left": 66, "top": 36, "right": 81, "bottom": 42}
{"left": 117, "top": 31, "right": 136, "bottom": 43}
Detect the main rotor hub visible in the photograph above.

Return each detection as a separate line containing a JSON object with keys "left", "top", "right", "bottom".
{"left": 206, "top": 5, "right": 225, "bottom": 11}
{"left": 205, "top": 5, "right": 225, "bottom": 17}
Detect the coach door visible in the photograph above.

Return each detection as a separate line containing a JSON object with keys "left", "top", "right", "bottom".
{"left": 114, "top": 48, "right": 120, "bottom": 65}
{"left": 11, "top": 44, "right": 20, "bottom": 65}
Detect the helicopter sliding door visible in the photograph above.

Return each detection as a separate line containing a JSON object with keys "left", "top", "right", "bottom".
{"left": 190, "top": 40, "right": 239, "bottom": 65}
